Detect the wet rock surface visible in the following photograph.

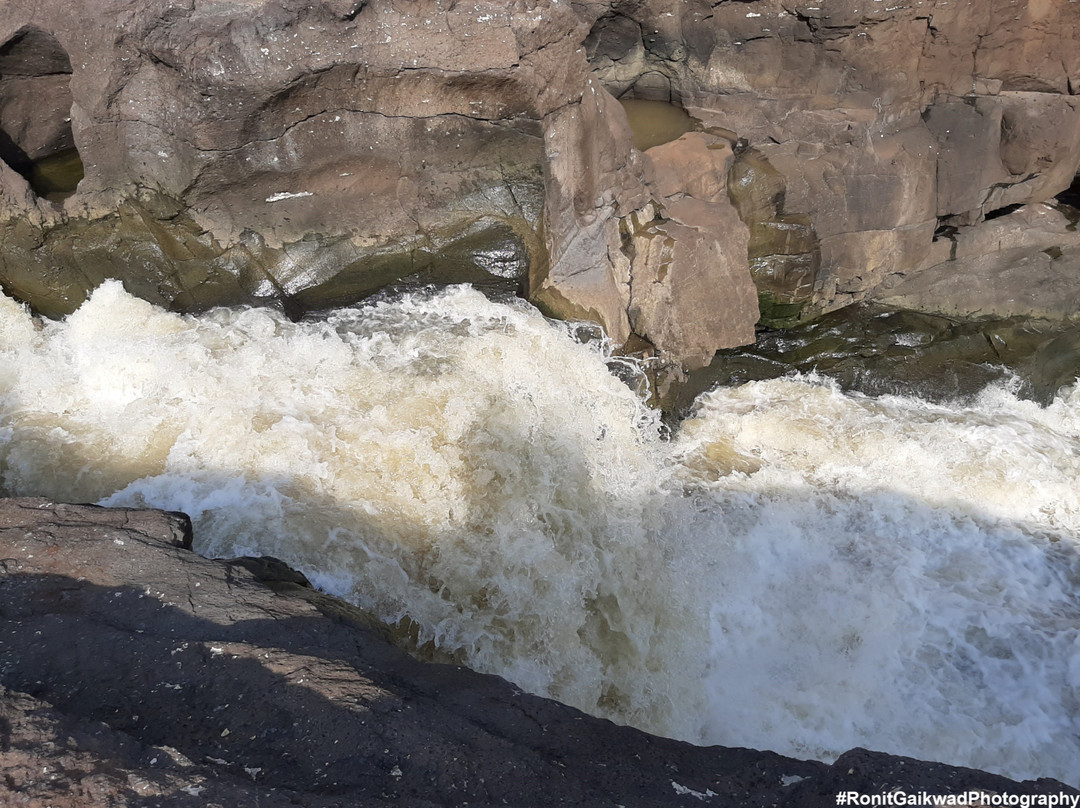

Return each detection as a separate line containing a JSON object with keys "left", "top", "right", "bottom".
{"left": 676, "top": 304, "right": 1080, "bottom": 415}
{"left": 1, "top": 497, "right": 1075, "bottom": 806}
{"left": 3, "top": 1, "right": 1076, "bottom": 367}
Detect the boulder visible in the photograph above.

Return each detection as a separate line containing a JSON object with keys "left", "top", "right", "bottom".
{"left": 925, "top": 94, "right": 1080, "bottom": 226}
{"left": 531, "top": 91, "right": 760, "bottom": 371}
{"left": 629, "top": 135, "right": 757, "bottom": 369}
{"left": 2, "top": 497, "right": 1076, "bottom": 806}
{"left": 872, "top": 203, "right": 1080, "bottom": 321}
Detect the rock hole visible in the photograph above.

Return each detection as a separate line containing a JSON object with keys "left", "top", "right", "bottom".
{"left": 586, "top": 12, "right": 677, "bottom": 94}
{"left": 932, "top": 221, "right": 958, "bottom": 242}
{"left": 1054, "top": 172, "right": 1080, "bottom": 211}
{"left": 584, "top": 11, "right": 646, "bottom": 96}
{"left": 584, "top": 12, "right": 696, "bottom": 151}
{"left": 0, "top": 26, "right": 84, "bottom": 202}
{"left": 619, "top": 98, "right": 698, "bottom": 152}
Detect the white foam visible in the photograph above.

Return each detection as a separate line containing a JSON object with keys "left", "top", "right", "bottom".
{"left": 1, "top": 281, "right": 1078, "bottom": 784}
{"left": 265, "top": 191, "right": 314, "bottom": 202}
{"left": 672, "top": 378, "right": 1080, "bottom": 776}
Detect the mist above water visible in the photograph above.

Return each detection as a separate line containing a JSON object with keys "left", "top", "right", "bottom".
{"left": 1, "top": 281, "right": 1078, "bottom": 785}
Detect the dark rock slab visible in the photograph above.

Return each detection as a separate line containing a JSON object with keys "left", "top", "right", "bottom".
{"left": 0, "top": 497, "right": 1074, "bottom": 806}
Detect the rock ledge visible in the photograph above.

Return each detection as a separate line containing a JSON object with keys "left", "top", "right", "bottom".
{"left": 0, "top": 497, "right": 1074, "bottom": 806}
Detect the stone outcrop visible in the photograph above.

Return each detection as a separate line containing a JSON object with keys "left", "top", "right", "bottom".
{"left": 1, "top": 0, "right": 1079, "bottom": 364}
{"left": 2, "top": 497, "right": 1077, "bottom": 806}
{"left": 529, "top": 87, "right": 758, "bottom": 371}
{"left": 872, "top": 202, "right": 1080, "bottom": 321}
{"left": 629, "top": 134, "right": 756, "bottom": 368}
{"left": 0, "top": 1, "right": 558, "bottom": 317}
{"left": 584, "top": 0, "right": 1080, "bottom": 324}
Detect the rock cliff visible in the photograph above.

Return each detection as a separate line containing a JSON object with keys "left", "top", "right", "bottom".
{"left": 2, "top": 497, "right": 1076, "bottom": 806}
{"left": 0, "top": 0, "right": 1078, "bottom": 364}
{"left": 583, "top": 0, "right": 1080, "bottom": 324}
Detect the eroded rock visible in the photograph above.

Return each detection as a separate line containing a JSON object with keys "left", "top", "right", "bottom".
{"left": 872, "top": 204, "right": 1080, "bottom": 322}
{"left": 1, "top": 0, "right": 1079, "bottom": 367}
{"left": 629, "top": 135, "right": 756, "bottom": 369}
{"left": 585, "top": 0, "right": 1080, "bottom": 320}
{"left": 0, "top": 1, "right": 555, "bottom": 319}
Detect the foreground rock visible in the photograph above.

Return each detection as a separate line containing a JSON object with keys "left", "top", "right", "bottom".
{"left": 0, "top": 498, "right": 1074, "bottom": 806}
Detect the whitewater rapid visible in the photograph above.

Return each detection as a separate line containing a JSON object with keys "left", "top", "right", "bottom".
{"left": 2, "top": 281, "right": 1078, "bottom": 784}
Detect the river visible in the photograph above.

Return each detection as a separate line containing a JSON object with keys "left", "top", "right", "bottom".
{"left": 1, "top": 279, "right": 1078, "bottom": 785}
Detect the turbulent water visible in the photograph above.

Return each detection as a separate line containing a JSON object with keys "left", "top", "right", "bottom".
{"left": 2, "top": 280, "right": 1079, "bottom": 785}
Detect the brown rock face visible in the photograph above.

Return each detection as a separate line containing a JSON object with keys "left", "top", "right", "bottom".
{"left": 0, "top": 0, "right": 757, "bottom": 369}
{"left": 0, "top": 28, "right": 74, "bottom": 163}
{"left": 2, "top": 497, "right": 1075, "bottom": 806}
{"left": 630, "top": 135, "right": 756, "bottom": 369}
{"left": 0, "top": 0, "right": 1078, "bottom": 364}
{"left": 586, "top": 0, "right": 1080, "bottom": 322}
{"left": 873, "top": 203, "right": 1080, "bottom": 321}
{"left": 0, "top": 1, "right": 557, "bottom": 318}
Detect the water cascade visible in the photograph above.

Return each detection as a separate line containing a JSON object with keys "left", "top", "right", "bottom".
{"left": 1, "top": 281, "right": 1078, "bottom": 785}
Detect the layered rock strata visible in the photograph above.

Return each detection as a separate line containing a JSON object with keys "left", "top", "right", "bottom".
{"left": 585, "top": 0, "right": 1080, "bottom": 324}
{"left": 873, "top": 202, "right": 1080, "bottom": 321}
{"left": 0, "top": 0, "right": 1078, "bottom": 364}
{"left": 2, "top": 497, "right": 1076, "bottom": 806}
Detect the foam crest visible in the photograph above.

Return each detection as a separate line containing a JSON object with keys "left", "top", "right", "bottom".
{"left": 672, "top": 377, "right": 1080, "bottom": 777}
{"left": 675, "top": 376, "right": 1080, "bottom": 535}
{"left": 1, "top": 281, "right": 692, "bottom": 727}
{"left": 2, "top": 282, "right": 1079, "bottom": 784}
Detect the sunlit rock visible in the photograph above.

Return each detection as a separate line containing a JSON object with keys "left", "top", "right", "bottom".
{"left": 1, "top": 0, "right": 1079, "bottom": 366}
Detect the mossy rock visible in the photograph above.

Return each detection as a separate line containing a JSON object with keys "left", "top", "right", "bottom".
{"left": 0, "top": 191, "right": 540, "bottom": 319}
{"left": 756, "top": 291, "right": 812, "bottom": 329}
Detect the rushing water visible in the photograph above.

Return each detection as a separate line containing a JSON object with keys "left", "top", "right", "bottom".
{"left": 2, "top": 280, "right": 1079, "bottom": 785}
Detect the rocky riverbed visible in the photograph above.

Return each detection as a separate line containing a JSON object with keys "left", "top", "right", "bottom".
{"left": 3, "top": 1, "right": 1080, "bottom": 803}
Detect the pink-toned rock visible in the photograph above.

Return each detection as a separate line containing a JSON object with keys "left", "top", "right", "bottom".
{"left": 873, "top": 203, "right": 1080, "bottom": 321}
{"left": 2, "top": 0, "right": 1080, "bottom": 366}
{"left": 627, "top": 134, "right": 757, "bottom": 368}
{"left": 586, "top": 0, "right": 1080, "bottom": 321}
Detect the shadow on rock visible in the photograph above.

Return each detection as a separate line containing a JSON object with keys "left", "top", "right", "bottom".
{"left": 1, "top": 499, "right": 1076, "bottom": 806}
{"left": 0, "top": 499, "right": 821, "bottom": 806}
